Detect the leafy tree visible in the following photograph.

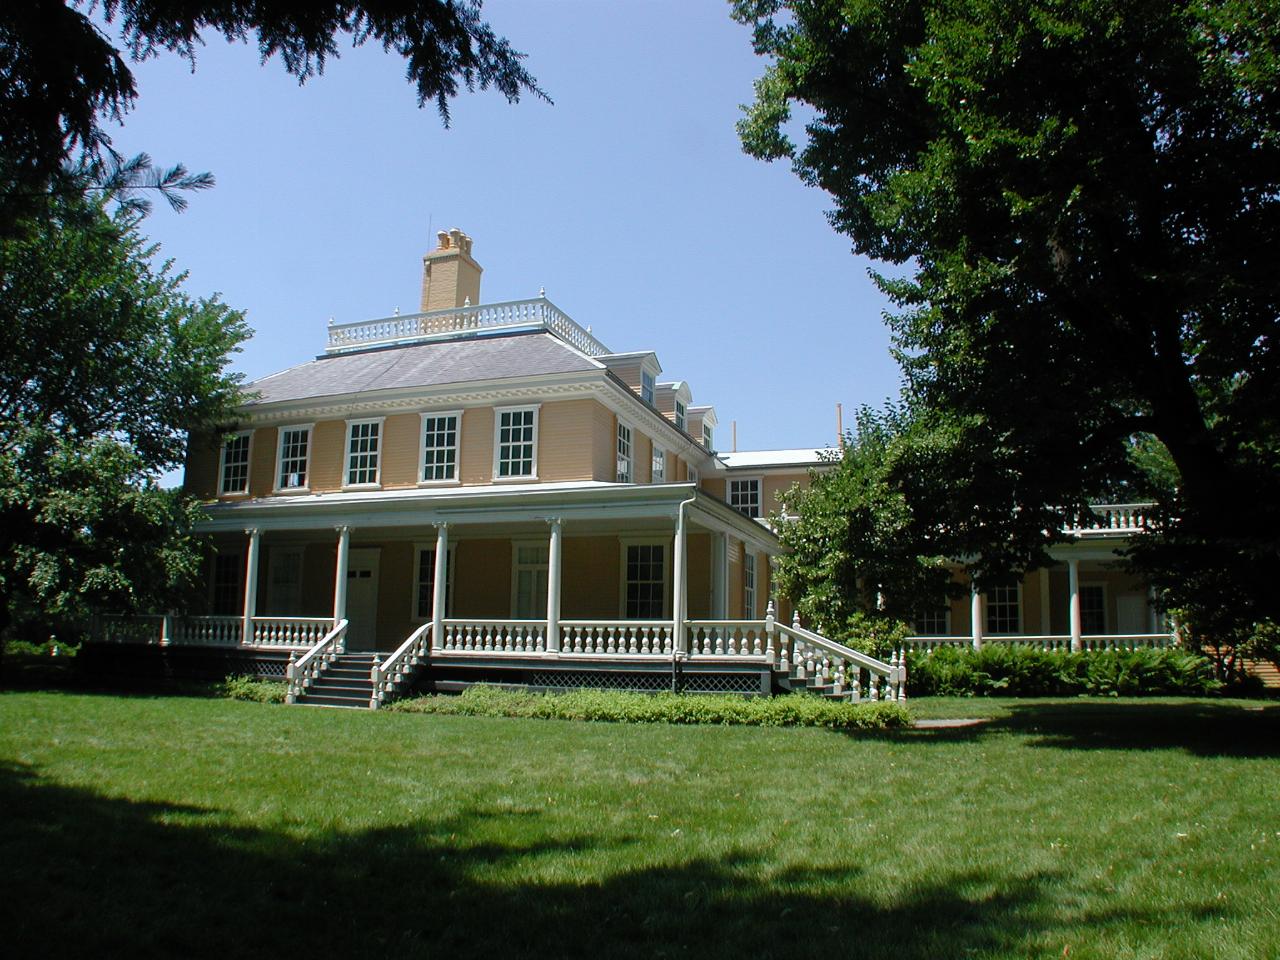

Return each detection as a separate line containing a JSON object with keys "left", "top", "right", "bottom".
{"left": 0, "top": 185, "right": 248, "bottom": 645}
{"left": 736, "top": 0, "right": 1280, "bottom": 635}
{"left": 0, "top": 0, "right": 544, "bottom": 229}
{"left": 772, "top": 405, "right": 956, "bottom": 646}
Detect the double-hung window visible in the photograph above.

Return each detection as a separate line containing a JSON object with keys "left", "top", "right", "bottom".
{"left": 651, "top": 446, "right": 666, "bottom": 482}
{"left": 512, "top": 543, "right": 549, "bottom": 617}
{"left": 495, "top": 406, "right": 538, "bottom": 479}
{"left": 641, "top": 370, "right": 655, "bottom": 405}
{"left": 276, "top": 425, "right": 311, "bottom": 491}
{"left": 624, "top": 542, "right": 666, "bottom": 619}
{"left": 743, "top": 553, "right": 757, "bottom": 618}
{"left": 345, "top": 419, "right": 382, "bottom": 486}
{"left": 915, "top": 606, "right": 950, "bottom": 635}
{"left": 420, "top": 412, "right": 460, "bottom": 483}
{"left": 1080, "top": 585, "right": 1106, "bottom": 634}
{"left": 986, "top": 584, "right": 1022, "bottom": 634}
{"left": 219, "top": 432, "right": 251, "bottom": 495}
{"left": 702, "top": 423, "right": 714, "bottom": 452}
{"left": 211, "top": 552, "right": 242, "bottom": 614}
{"left": 729, "top": 478, "right": 761, "bottom": 518}
{"left": 616, "top": 421, "right": 633, "bottom": 483}
{"left": 674, "top": 399, "right": 687, "bottom": 431}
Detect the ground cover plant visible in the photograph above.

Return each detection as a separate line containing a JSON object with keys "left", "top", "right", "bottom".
{"left": 2, "top": 691, "right": 1278, "bottom": 958}
{"left": 389, "top": 684, "right": 911, "bottom": 729}
{"left": 906, "top": 645, "right": 1223, "bottom": 697}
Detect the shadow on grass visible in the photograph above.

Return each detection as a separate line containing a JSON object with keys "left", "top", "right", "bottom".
{"left": 0, "top": 760, "right": 1215, "bottom": 959}
{"left": 0, "top": 652, "right": 225, "bottom": 700}
{"left": 888, "top": 701, "right": 1280, "bottom": 758}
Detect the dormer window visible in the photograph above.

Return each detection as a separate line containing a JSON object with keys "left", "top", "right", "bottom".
{"left": 219, "top": 432, "right": 251, "bottom": 495}
{"left": 616, "top": 421, "right": 632, "bottom": 483}
{"left": 675, "top": 399, "right": 686, "bottom": 431}
{"left": 276, "top": 425, "right": 312, "bottom": 491}
{"left": 641, "top": 370, "right": 655, "bottom": 405}
{"left": 702, "top": 423, "right": 714, "bottom": 452}
{"left": 345, "top": 419, "right": 383, "bottom": 487}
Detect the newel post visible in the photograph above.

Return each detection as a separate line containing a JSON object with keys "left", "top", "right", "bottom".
{"left": 764, "top": 599, "right": 776, "bottom": 665}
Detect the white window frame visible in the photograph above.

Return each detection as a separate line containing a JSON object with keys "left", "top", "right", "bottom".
{"left": 744, "top": 552, "right": 757, "bottom": 619}
{"left": 618, "top": 537, "right": 672, "bottom": 619}
{"left": 493, "top": 404, "right": 540, "bottom": 481}
{"left": 419, "top": 410, "right": 462, "bottom": 485}
{"left": 651, "top": 445, "right": 666, "bottom": 483}
{"left": 343, "top": 417, "right": 385, "bottom": 488}
{"left": 674, "top": 399, "right": 687, "bottom": 431}
{"left": 274, "top": 424, "right": 313, "bottom": 493}
{"left": 217, "top": 430, "right": 252, "bottom": 496}
{"left": 616, "top": 420, "right": 633, "bottom": 483}
{"left": 914, "top": 606, "right": 952, "bottom": 636}
{"left": 729, "top": 477, "right": 762, "bottom": 518}
{"left": 1080, "top": 582, "right": 1108, "bottom": 635}
{"left": 411, "top": 542, "right": 457, "bottom": 621}
{"left": 702, "top": 422, "right": 714, "bottom": 452}
{"left": 641, "top": 369, "right": 655, "bottom": 406}
{"left": 986, "top": 583, "right": 1023, "bottom": 635}
{"left": 510, "top": 539, "right": 550, "bottom": 618}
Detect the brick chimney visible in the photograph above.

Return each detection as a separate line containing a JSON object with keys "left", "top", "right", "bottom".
{"left": 420, "top": 228, "right": 482, "bottom": 312}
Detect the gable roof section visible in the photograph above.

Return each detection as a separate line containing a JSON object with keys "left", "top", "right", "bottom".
{"left": 244, "top": 331, "right": 600, "bottom": 406}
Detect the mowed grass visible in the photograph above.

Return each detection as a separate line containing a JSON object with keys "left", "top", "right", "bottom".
{"left": 1, "top": 691, "right": 1278, "bottom": 959}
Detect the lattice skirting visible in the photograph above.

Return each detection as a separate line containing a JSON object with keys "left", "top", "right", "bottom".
{"left": 419, "top": 663, "right": 771, "bottom": 696}
{"left": 80, "top": 643, "right": 292, "bottom": 681}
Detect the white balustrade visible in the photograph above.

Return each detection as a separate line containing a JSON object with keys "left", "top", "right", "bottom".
{"left": 685, "top": 621, "right": 769, "bottom": 657}
{"left": 1065, "top": 503, "right": 1152, "bottom": 536}
{"left": 904, "top": 633, "right": 1177, "bottom": 653}
{"left": 96, "top": 614, "right": 166, "bottom": 644}
{"left": 249, "top": 617, "right": 334, "bottom": 648}
{"left": 171, "top": 616, "right": 243, "bottom": 646}
{"left": 441, "top": 619, "right": 546, "bottom": 654}
{"left": 372, "top": 622, "right": 432, "bottom": 708}
{"left": 285, "top": 620, "right": 348, "bottom": 703}
{"left": 560, "top": 621, "right": 674, "bottom": 655}
{"left": 776, "top": 618, "right": 905, "bottom": 703}
{"left": 325, "top": 297, "right": 610, "bottom": 357}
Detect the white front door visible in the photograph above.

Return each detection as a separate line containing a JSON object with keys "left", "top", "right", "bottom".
{"left": 345, "top": 548, "right": 380, "bottom": 650}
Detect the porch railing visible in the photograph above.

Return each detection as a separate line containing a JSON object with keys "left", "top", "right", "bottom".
{"left": 372, "top": 623, "right": 432, "bottom": 708}
{"left": 440, "top": 619, "right": 547, "bottom": 654}
{"left": 561, "top": 621, "right": 675, "bottom": 655}
{"left": 776, "top": 618, "right": 905, "bottom": 702}
{"left": 1065, "top": 503, "right": 1152, "bottom": 536}
{"left": 93, "top": 614, "right": 330, "bottom": 649}
{"left": 249, "top": 617, "right": 335, "bottom": 647}
{"left": 285, "top": 619, "right": 348, "bottom": 703}
{"left": 903, "top": 633, "right": 1178, "bottom": 653}
{"left": 686, "top": 620, "right": 770, "bottom": 657}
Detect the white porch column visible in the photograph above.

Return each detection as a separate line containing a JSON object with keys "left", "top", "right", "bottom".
{"left": 432, "top": 523, "right": 448, "bottom": 651}
{"left": 333, "top": 525, "right": 351, "bottom": 623}
{"left": 970, "top": 581, "right": 984, "bottom": 650}
{"left": 242, "top": 527, "right": 261, "bottom": 646}
{"left": 545, "top": 518, "right": 562, "bottom": 653}
{"left": 1068, "top": 558, "right": 1082, "bottom": 653}
{"left": 711, "top": 532, "right": 727, "bottom": 619}
{"left": 672, "top": 516, "right": 689, "bottom": 654}
{"left": 1038, "top": 567, "right": 1051, "bottom": 635}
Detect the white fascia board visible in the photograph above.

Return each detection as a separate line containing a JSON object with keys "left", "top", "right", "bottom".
{"left": 595, "top": 380, "right": 713, "bottom": 469}
{"left": 236, "top": 370, "right": 604, "bottom": 424}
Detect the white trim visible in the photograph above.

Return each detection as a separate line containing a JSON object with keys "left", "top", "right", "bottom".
{"left": 342, "top": 416, "right": 385, "bottom": 489}
{"left": 618, "top": 536, "right": 673, "bottom": 619}
{"left": 411, "top": 541, "right": 456, "bottom": 621}
{"left": 616, "top": 418, "right": 633, "bottom": 483}
{"left": 418, "top": 409, "right": 463, "bottom": 486}
{"left": 493, "top": 404, "right": 541, "bottom": 481}
{"left": 217, "top": 430, "right": 253, "bottom": 497}
{"left": 728, "top": 475, "right": 763, "bottom": 519}
{"left": 651, "top": 444, "right": 667, "bottom": 483}
{"left": 986, "top": 583, "right": 1023, "bottom": 635}
{"left": 272, "top": 423, "right": 314, "bottom": 494}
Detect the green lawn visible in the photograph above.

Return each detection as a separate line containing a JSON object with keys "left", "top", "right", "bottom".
{"left": 2, "top": 691, "right": 1278, "bottom": 959}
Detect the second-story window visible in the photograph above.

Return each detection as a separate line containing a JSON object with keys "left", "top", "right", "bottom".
{"left": 729, "top": 478, "right": 761, "bottom": 518}
{"left": 652, "top": 446, "right": 666, "bottom": 482}
{"left": 421, "top": 412, "right": 460, "bottom": 483}
{"left": 616, "top": 421, "right": 632, "bottom": 483}
{"left": 277, "top": 426, "right": 310, "bottom": 490}
{"left": 641, "top": 370, "right": 655, "bottom": 405}
{"left": 495, "top": 406, "right": 538, "bottom": 478}
{"left": 675, "top": 399, "right": 687, "bottom": 431}
{"left": 702, "top": 423, "right": 714, "bottom": 452}
{"left": 219, "top": 432, "right": 251, "bottom": 495}
{"left": 345, "top": 419, "right": 382, "bottom": 486}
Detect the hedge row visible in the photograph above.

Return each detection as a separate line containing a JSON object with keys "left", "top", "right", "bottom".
{"left": 905, "top": 645, "right": 1221, "bottom": 697}
{"left": 388, "top": 684, "right": 912, "bottom": 730}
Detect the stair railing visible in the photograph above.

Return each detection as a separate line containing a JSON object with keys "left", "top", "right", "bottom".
{"left": 774, "top": 613, "right": 906, "bottom": 702}
{"left": 285, "top": 619, "right": 348, "bottom": 703}
{"left": 371, "top": 622, "right": 432, "bottom": 709}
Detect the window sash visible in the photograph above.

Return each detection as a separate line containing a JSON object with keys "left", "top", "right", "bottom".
{"left": 625, "top": 543, "right": 666, "bottom": 619}
{"left": 415, "top": 547, "right": 455, "bottom": 619}
{"left": 277, "top": 428, "right": 309, "bottom": 489}
{"left": 729, "top": 479, "right": 761, "bottom": 518}
{"left": 346, "top": 421, "right": 381, "bottom": 485}
{"left": 1080, "top": 585, "right": 1106, "bottom": 634}
{"left": 497, "top": 408, "right": 536, "bottom": 477}
{"left": 702, "top": 424, "right": 714, "bottom": 451}
{"left": 512, "top": 543, "right": 549, "bottom": 618}
{"left": 220, "top": 433, "right": 250, "bottom": 494}
{"left": 641, "top": 370, "right": 655, "bottom": 405}
{"left": 986, "top": 585, "right": 1022, "bottom": 634}
{"left": 421, "top": 414, "right": 459, "bottom": 482}
{"left": 674, "top": 399, "right": 686, "bottom": 431}
{"left": 743, "top": 553, "right": 756, "bottom": 619}
{"left": 616, "top": 422, "right": 632, "bottom": 482}
{"left": 651, "top": 447, "right": 666, "bottom": 482}
{"left": 915, "top": 607, "right": 950, "bottom": 635}
{"left": 212, "top": 553, "right": 242, "bottom": 615}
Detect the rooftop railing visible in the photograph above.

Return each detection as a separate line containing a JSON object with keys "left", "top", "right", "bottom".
{"left": 1065, "top": 503, "right": 1153, "bottom": 536}
{"left": 325, "top": 297, "right": 611, "bottom": 357}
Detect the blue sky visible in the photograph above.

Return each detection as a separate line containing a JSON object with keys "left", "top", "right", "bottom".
{"left": 105, "top": 0, "right": 901, "bottom": 458}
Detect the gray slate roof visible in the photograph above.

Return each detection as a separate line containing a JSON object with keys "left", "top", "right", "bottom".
{"left": 245, "top": 331, "right": 600, "bottom": 406}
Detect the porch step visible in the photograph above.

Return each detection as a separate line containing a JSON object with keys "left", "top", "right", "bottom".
{"left": 292, "top": 652, "right": 379, "bottom": 709}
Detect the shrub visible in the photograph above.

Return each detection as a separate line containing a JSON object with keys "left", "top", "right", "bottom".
{"left": 4, "top": 639, "right": 80, "bottom": 658}
{"left": 389, "top": 685, "right": 911, "bottom": 730}
{"left": 220, "top": 675, "right": 287, "bottom": 704}
{"left": 906, "top": 645, "right": 1222, "bottom": 698}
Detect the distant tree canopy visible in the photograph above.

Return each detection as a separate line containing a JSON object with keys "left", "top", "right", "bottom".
{"left": 0, "top": 184, "right": 249, "bottom": 641}
{"left": 0, "top": 0, "right": 544, "bottom": 228}
{"left": 736, "top": 0, "right": 1280, "bottom": 635}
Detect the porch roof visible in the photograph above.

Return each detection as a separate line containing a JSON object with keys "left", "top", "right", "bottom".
{"left": 196, "top": 481, "right": 782, "bottom": 553}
